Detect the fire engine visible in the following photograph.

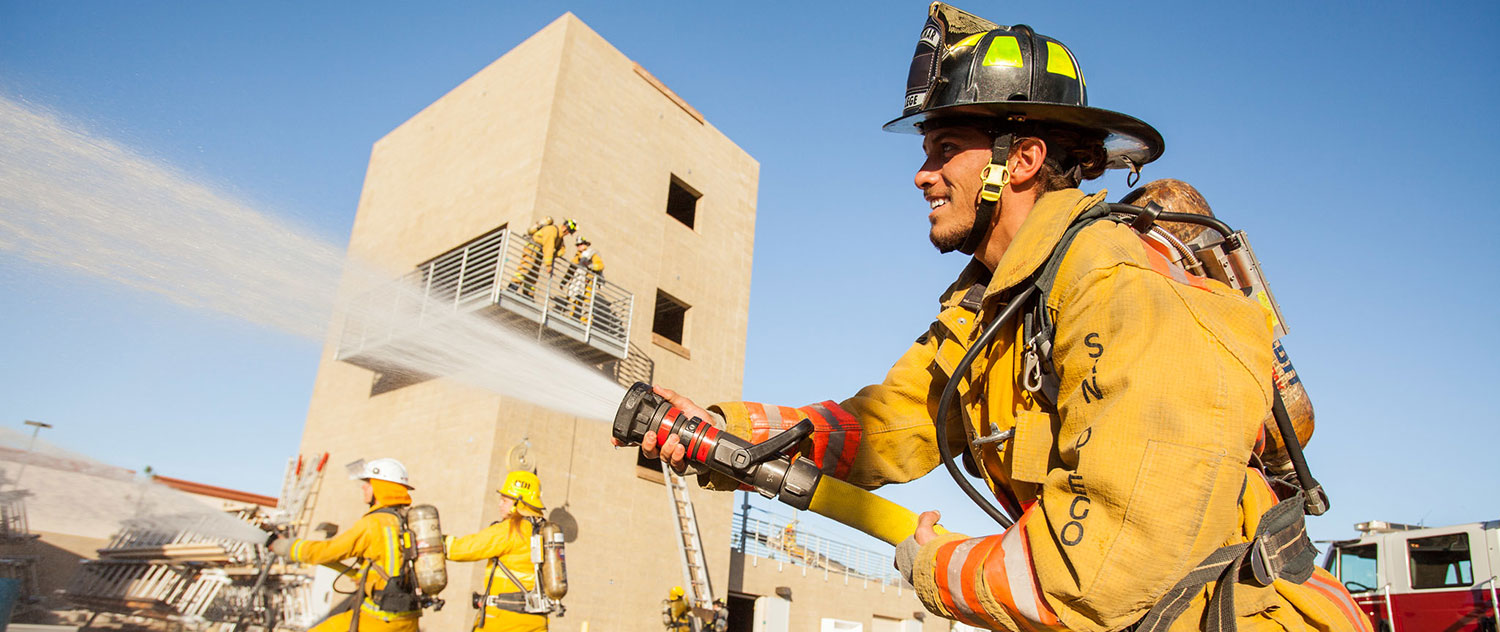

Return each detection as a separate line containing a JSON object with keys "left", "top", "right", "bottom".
{"left": 1322, "top": 519, "right": 1499, "bottom": 631}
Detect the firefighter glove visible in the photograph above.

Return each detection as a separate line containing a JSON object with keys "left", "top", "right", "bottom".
{"left": 894, "top": 534, "right": 919, "bottom": 585}
{"left": 268, "top": 535, "right": 293, "bottom": 558}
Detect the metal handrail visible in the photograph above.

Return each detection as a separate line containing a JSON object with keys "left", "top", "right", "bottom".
{"left": 1379, "top": 583, "right": 1397, "bottom": 632}
{"left": 1478, "top": 575, "right": 1500, "bottom": 630}
{"left": 337, "top": 225, "right": 632, "bottom": 364}
{"left": 731, "top": 506, "right": 901, "bottom": 584}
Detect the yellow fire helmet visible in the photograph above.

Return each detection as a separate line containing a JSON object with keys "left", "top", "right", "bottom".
{"left": 669, "top": 586, "right": 685, "bottom": 600}
{"left": 498, "top": 470, "right": 544, "bottom": 512}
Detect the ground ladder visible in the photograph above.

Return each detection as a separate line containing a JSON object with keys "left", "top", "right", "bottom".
{"left": 663, "top": 461, "right": 714, "bottom": 625}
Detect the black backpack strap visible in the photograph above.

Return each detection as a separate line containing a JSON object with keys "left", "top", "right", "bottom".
{"left": 1020, "top": 203, "right": 1123, "bottom": 409}
{"left": 366, "top": 506, "right": 421, "bottom": 614}
{"left": 1133, "top": 493, "right": 1318, "bottom": 632}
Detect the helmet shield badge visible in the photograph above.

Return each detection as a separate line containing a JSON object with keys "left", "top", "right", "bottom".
{"left": 900, "top": 3, "right": 1000, "bottom": 119}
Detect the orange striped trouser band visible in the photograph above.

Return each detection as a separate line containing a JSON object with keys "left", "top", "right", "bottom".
{"left": 978, "top": 507, "right": 1063, "bottom": 631}
{"left": 797, "top": 401, "right": 862, "bottom": 479}
{"left": 1304, "top": 568, "right": 1373, "bottom": 631}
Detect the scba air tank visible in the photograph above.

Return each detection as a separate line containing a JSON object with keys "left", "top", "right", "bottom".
{"left": 539, "top": 521, "right": 568, "bottom": 600}
{"left": 407, "top": 504, "right": 448, "bottom": 596}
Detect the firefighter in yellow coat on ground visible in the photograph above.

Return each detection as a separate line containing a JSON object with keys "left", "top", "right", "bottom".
{"left": 270, "top": 458, "right": 421, "bottom": 632}
{"left": 661, "top": 586, "right": 691, "bottom": 631}
{"left": 446, "top": 471, "right": 549, "bottom": 632}
{"left": 641, "top": 4, "right": 1370, "bottom": 631}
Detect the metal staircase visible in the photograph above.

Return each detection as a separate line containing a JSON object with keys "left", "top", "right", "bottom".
{"left": 662, "top": 461, "right": 714, "bottom": 626}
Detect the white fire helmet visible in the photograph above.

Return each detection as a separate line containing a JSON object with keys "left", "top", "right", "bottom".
{"left": 347, "top": 457, "right": 412, "bottom": 489}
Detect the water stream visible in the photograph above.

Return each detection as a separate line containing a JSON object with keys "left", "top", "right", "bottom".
{"left": 0, "top": 94, "right": 627, "bottom": 542}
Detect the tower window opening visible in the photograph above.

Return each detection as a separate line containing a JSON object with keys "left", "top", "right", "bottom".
{"left": 666, "top": 176, "right": 699, "bottom": 229}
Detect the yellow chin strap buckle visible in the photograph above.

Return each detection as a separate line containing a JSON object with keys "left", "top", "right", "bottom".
{"left": 978, "top": 162, "right": 1010, "bottom": 203}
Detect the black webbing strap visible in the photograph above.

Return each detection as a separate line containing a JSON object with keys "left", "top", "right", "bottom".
{"left": 484, "top": 592, "right": 532, "bottom": 614}
{"left": 1134, "top": 493, "right": 1317, "bottom": 632}
{"left": 477, "top": 555, "right": 500, "bottom": 627}
{"left": 495, "top": 559, "right": 545, "bottom": 614}
{"left": 349, "top": 562, "right": 372, "bottom": 632}
{"left": 1021, "top": 202, "right": 1121, "bottom": 408}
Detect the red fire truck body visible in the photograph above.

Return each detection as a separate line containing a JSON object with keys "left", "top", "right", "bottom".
{"left": 1322, "top": 519, "right": 1499, "bottom": 632}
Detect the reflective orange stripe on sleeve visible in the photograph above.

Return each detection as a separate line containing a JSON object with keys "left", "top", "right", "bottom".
{"left": 744, "top": 402, "right": 801, "bottom": 443}
{"left": 979, "top": 508, "right": 1063, "bottom": 630}
{"left": 798, "top": 401, "right": 862, "bottom": 479}
{"left": 933, "top": 538, "right": 1005, "bottom": 628}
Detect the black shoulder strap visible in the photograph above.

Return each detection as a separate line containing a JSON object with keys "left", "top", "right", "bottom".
{"left": 1020, "top": 203, "right": 1123, "bottom": 408}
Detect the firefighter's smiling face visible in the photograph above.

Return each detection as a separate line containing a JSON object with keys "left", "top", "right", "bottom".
{"left": 916, "top": 126, "right": 993, "bottom": 253}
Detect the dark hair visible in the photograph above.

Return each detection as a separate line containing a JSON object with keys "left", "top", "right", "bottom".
{"left": 1013, "top": 123, "right": 1107, "bottom": 192}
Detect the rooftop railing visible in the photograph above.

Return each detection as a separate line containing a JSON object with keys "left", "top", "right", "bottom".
{"left": 731, "top": 503, "right": 902, "bottom": 585}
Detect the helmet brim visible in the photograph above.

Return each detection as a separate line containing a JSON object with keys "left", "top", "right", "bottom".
{"left": 883, "top": 102, "right": 1164, "bottom": 170}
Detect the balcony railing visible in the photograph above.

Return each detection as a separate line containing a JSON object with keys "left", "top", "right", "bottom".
{"left": 0, "top": 490, "right": 34, "bottom": 543}
{"left": 336, "top": 226, "right": 633, "bottom": 370}
{"left": 731, "top": 504, "right": 902, "bottom": 585}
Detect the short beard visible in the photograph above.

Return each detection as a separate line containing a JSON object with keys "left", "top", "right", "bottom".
{"left": 930, "top": 219, "right": 975, "bottom": 254}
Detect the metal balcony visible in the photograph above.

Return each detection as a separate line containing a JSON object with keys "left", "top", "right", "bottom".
{"left": 336, "top": 226, "right": 633, "bottom": 373}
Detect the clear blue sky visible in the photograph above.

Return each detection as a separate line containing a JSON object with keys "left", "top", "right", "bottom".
{"left": 2, "top": 2, "right": 1496, "bottom": 546}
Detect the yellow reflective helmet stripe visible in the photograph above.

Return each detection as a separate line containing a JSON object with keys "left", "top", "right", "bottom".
{"left": 1045, "top": 41, "right": 1078, "bottom": 79}
{"left": 954, "top": 33, "right": 985, "bottom": 49}
{"left": 982, "top": 36, "right": 1023, "bottom": 68}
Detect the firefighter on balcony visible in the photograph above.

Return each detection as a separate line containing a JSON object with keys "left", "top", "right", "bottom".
{"left": 269, "top": 458, "right": 422, "bottom": 632}
{"left": 640, "top": 4, "right": 1370, "bottom": 631}
{"left": 559, "top": 235, "right": 605, "bottom": 322}
{"left": 509, "top": 217, "right": 576, "bottom": 298}
{"left": 445, "top": 471, "right": 550, "bottom": 632}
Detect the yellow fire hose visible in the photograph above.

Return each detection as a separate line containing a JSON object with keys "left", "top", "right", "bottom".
{"left": 807, "top": 476, "right": 946, "bottom": 546}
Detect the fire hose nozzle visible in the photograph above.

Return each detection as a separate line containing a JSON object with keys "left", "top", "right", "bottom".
{"left": 613, "top": 382, "right": 821, "bottom": 510}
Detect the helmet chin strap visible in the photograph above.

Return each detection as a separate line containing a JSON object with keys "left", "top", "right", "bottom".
{"left": 960, "top": 133, "right": 1013, "bottom": 256}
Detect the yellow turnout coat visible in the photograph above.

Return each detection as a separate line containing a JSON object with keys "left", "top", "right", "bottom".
{"left": 447, "top": 518, "right": 548, "bottom": 632}
{"left": 285, "top": 504, "right": 420, "bottom": 632}
{"left": 708, "top": 189, "right": 1370, "bottom": 631}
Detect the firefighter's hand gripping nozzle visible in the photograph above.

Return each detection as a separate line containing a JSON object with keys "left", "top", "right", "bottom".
{"left": 613, "top": 382, "right": 821, "bottom": 510}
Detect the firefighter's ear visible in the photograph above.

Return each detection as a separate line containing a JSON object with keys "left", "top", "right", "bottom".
{"left": 1007, "top": 137, "right": 1047, "bottom": 187}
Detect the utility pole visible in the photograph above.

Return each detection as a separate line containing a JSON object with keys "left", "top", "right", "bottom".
{"left": 23, "top": 420, "right": 51, "bottom": 451}
{"left": 13, "top": 420, "right": 53, "bottom": 486}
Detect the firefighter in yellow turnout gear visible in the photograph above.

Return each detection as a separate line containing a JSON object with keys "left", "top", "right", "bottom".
{"left": 562, "top": 235, "right": 605, "bottom": 322}
{"left": 446, "top": 471, "right": 550, "bottom": 632}
{"left": 643, "top": 4, "right": 1370, "bottom": 631}
{"left": 661, "top": 586, "right": 691, "bottom": 631}
{"left": 510, "top": 218, "right": 576, "bottom": 297}
{"left": 270, "top": 458, "right": 422, "bottom": 632}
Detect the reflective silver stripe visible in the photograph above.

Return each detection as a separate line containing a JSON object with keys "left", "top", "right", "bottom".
{"left": 945, "top": 539, "right": 984, "bottom": 621}
{"left": 1001, "top": 523, "right": 1045, "bottom": 624}
{"left": 763, "top": 405, "right": 785, "bottom": 429}
{"left": 1168, "top": 260, "right": 1189, "bottom": 285}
